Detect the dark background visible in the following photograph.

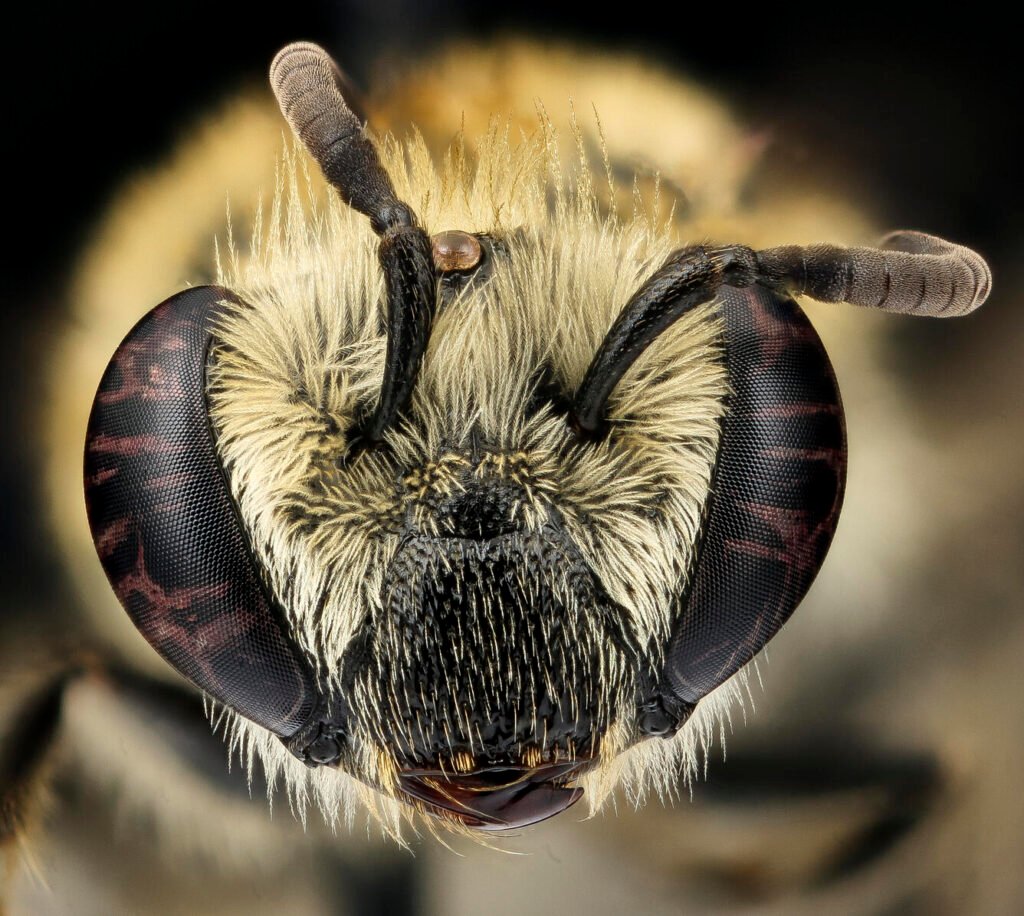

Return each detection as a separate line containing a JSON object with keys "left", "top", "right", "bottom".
{"left": 5, "top": 3, "right": 1018, "bottom": 712}
{"left": 10, "top": 3, "right": 1017, "bottom": 299}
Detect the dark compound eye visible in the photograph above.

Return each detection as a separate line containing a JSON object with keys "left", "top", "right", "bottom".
{"left": 431, "top": 230, "right": 484, "bottom": 273}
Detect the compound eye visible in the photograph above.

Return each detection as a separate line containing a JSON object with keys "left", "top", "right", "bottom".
{"left": 431, "top": 230, "right": 483, "bottom": 273}
{"left": 84, "top": 286, "right": 320, "bottom": 740}
{"left": 660, "top": 285, "right": 846, "bottom": 705}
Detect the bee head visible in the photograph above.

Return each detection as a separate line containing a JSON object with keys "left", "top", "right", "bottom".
{"left": 85, "top": 42, "right": 987, "bottom": 836}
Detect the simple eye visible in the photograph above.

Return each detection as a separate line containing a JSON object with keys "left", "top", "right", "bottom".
{"left": 431, "top": 230, "right": 484, "bottom": 274}
{"left": 434, "top": 230, "right": 492, "bottom": 298}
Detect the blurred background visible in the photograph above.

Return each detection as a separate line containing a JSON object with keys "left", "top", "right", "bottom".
{"left": 4, "top": 3, "right": 1021, "bottom": 913}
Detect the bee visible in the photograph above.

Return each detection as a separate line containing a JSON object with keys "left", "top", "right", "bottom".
{"left": 3, "top": 36, "right": 1001, "bottom": 909}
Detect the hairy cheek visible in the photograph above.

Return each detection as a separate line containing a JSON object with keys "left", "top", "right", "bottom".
{"left": 561, "top": 510, "right": 673, "bottom": 633}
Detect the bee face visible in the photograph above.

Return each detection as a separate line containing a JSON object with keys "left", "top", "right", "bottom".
{"left": 200, "top": 142, "right": 729, "bottom": 827}
{"left": 83, "top": 42, "right": 986, "bottom": 836}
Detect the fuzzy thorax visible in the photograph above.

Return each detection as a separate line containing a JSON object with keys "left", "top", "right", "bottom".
{"left": 208, "top": 120, "right": 729, "bottom": 832}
